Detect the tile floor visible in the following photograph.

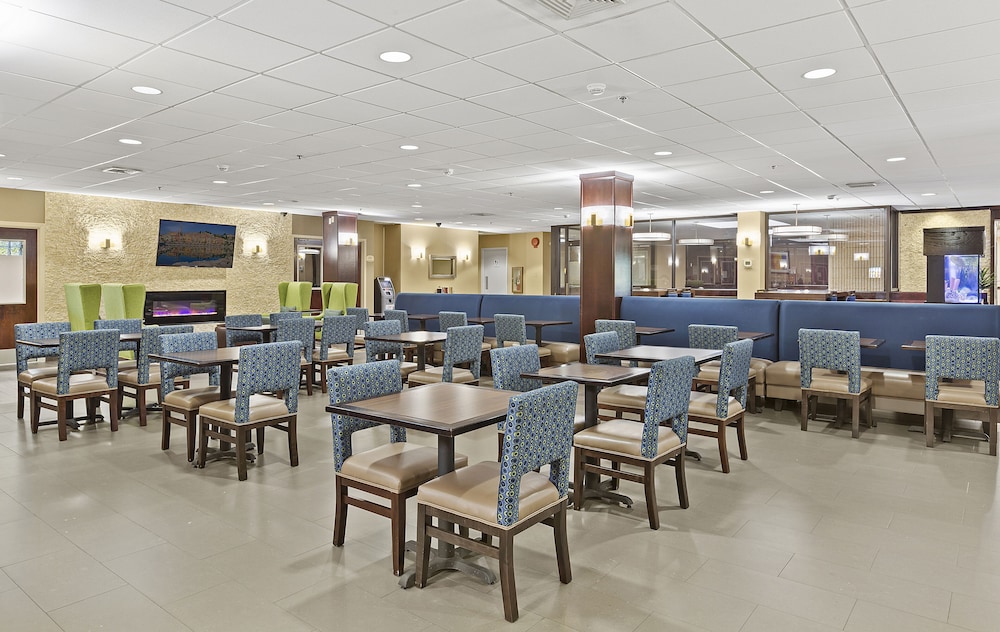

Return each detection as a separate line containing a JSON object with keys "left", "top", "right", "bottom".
{"left": 0, "top": 365, "right": 998, "bottom": 631}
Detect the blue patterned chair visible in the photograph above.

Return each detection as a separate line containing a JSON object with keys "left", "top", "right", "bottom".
{"left": 799, "top": 328, "right": 873, "bottom": 439}
{"left": 159, "top": 332, "right": 223, "bottom": 462}
{"left": 269, "top": 311, "right": 304, "bottom": 325}
{"left": 224, "top": 314, "right": 264, "bottom": 347}
{"left": 346, "top": 306, "right": 369, "bottom": 348}
{"left": 277, "top": 316, "right": 317, "bottom": 395}
{"left": 433, "top": 311, "right": 489, "bottom": 364}
{"left": 14, "top": 321, "right": 70, "bottom": 419}
{"left": 688, "top": 338, "right": 753, "bottom": 473}
{"left": 495, "top": 313, "right": 552, "bottom": 366}
{"left": 197, "top": 341, "right": 301, "bottom": 480}
{"left": 382, "top": 309, "right": 416, "bottom": 361}
{"left": 924, "top": 335, "right": 999, "bottom": 455}
{"left": 596, "top": 319, "right": 637, "bottom": 367}
{"left": 415, "top": 380, "right": 578, "bottom": 622}
{"left": 95, "top": 317, "right": 142, "bottom": 367}
{"left": 30, "top": 329, "right": 121, "bottom": 441}
{"left": 312, "top": 314, "right": 355, "bottom": 393}
{"left": 117, "top": 325, "right": 192, "bottom": 427}
{"left": 689, "top": 324, "right": 766, "bottom": 413}
{"left": 573, "top": 356, "right": 694, "bottom": 528}
{"left": 407, "top": 324, "right": 483, "bottom": 386}
{"left": 364, "top": 319, "right": 418, "bottom": 382}
{"left": 586, "top": 331, "right": 647, "bottom": 421}
{"left": 329, "top": 360, "right": 468, "bottom": 576}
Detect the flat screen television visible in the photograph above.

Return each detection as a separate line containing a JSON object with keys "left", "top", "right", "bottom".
{"left": 155, "top": 220, "right": 236, "bottom": 268}
{"left": 944, "top": 254, "right": 980, "bottom": 304}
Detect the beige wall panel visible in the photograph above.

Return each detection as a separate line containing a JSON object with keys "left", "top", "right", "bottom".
{"left": 291, "top": 214, "right": 323, "bottom": 237}
{"left": 0, "top": 188, "right": 45, "bottom": 224}
{"left": 398, "top": 224, "right": 479, "bottom": 293}
{"left": 898, "top": 209, "right": 991, "bottom": 293}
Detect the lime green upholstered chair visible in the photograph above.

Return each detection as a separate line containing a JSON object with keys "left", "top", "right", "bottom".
{"left": 102, "top": 284, "right": 127, "bottom": 320}
{"left": 321, "top": 282, "right": 359, "bottom": 315}
{"left": 65, "top": 283, "right": 103, "bottom": 331}
{"left": 278, "top": 282, "right": 289, "bottom": 308}
{"left": 278, "top": 281, "right": 312, "bottom": 312}
{"left": 122, "top": 284, "right": 146, "bottom": 319}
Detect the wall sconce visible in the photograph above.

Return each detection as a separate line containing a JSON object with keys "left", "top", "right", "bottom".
{"left": 415, "top": 250, "right": 424, "bottom": 260}
{"left": 253, "top": 245, "right": 262, "bottom": 254}
{"left": 101, "top": 238, "right": 112, "bottom": 250}
{"left": 743, "top": 236, "right": 754, "bottom": 247}
{"left": 87, "top": 229, "right": 121, "bottom": 252}
{"left": 624, "top": 213, "right": 633, "bottom": 228}
{"left": 243, "top": 235, "right": 268, "bottom": 257}
{"left": 338, "top": 231, "right": 358, "bottom": 246}
{"left": 464, "top": 253, "right": 470, "bottom": 262}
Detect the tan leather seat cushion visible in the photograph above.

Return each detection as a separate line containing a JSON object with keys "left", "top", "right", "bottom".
{"left": 597, "top": 384, "right": 647, "bottom": 409}
{"left": 805, "top": 374, "right": 873, "bottom": 395}
{"left": 117, "top": 360, "right": 137, "bottom": 372}
{"left": 863, "top": 367, "right": 925, "bottom": 399}
{"left": 313, "top": 349, "right": 350, "bottom": 363}
{"left": 18, "top": 366, "right": 60, "bottom": 384}
{"left": 543, "top": 342, "right": 580, "bottom": 365}
{"left": 499, "top": 341, "right": 551, "bottom": 358}
{"left": 163, "top": 386, "right": 224, "bottom": 411}
{"left": 573, "top": 413, "right": 587, "bottom": 433}
{"left": 340, "top": 443, "right": 469, "bottom": 492}
{"left": 118, "top": 366, "right": 160, "bottom": 387}
{"left": 408, "top": 367, "right": 475, "bottom": 385}
{"left": 688, "top": 391, "right": 743, "bottom": 420}
{"left": 32, "top": 374, "right": 112, "bottom": 396}
{"left": 399, "top": 361, "right": 419, "bottom": 376}
{"left": 574, "top": 419, "right": 682, "bottom": 458}
{"left": 417, "top": 461, "right": 560, "bottom": 526}
{"left": 199, "top": 394, "right": 290, "bottom": 423}
{"left": 931, "top": 381, "right": 997, "bottom": 407}
{"left": 765, "top": 361, "right": 837, "bottom": 387}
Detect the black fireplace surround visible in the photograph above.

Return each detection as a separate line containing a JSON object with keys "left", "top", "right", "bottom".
{"left": 143, "top": 290, "right": 227, "bottom": 326}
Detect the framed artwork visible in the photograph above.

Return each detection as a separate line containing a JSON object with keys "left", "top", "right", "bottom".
{"left": 512, "top": 266, "right": 523, "bottom": 294}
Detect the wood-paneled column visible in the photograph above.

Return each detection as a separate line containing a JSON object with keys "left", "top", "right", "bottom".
{"left": 322, "top": 211, "right": 360, "bottom": 291}
{"left": 580, "top": 171, "right": 633, "bottom": 353}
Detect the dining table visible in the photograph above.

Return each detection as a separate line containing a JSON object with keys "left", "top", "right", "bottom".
{"left": 525, "top": 320, "right": 572, "bottom": 346}
{"left": 406, "top": 313, "right": 440, "bottom": 331}
{"left": 364, "top": 330, "right": 447, "bottom": 370}
{"left": 326, "top": 381, "right": 517, "bottom": 588}
{"left": 739, "top": 331, "right": 775, "bottom": 341}
{"left": 227, "top": 320, "right": 321, "bottom": 344}
{"left": 595, "top": 344, "right": 723, "bottom": 366}
{"left": 634, "top": 326, "right": 674, "bottom": 341}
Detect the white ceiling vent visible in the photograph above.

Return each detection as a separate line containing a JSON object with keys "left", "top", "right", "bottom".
{"left": 102, "top": 166, "right": 142, "bottom": 175}
{"left": 537, "top": 0, "right": 627, "bottom": 19}
{"left": 845, "top": 181, "right": 879, "bottom": 188}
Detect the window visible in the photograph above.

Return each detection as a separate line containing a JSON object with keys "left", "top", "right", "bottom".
{"left": 0, "top": 238, "right": 26, "bottom": 304}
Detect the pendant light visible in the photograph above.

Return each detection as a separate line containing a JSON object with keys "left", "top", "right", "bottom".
{"left": 678, "top": 221, "right": 713, "bottom": 245}
{"left": 771, "top": 204, "right": 821, "bottom": 236}
{"left": 632, "top": 213, "right": 671, "bottom": 241}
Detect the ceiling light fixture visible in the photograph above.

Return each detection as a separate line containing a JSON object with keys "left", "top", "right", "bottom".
{"left": 118, "top": 138, "right": 142, "bottom": 145}
{"left": 7, "top": 176, "right": 22, "bottom": 181}
{"left": 632, "top": 213, "right": 670, "bottom": 242}
{"left": 920, "top": 192, "right": 937, "bottom": 196}
{"left": 262, "top": 202, "right": 275, "bottom": 206}
{"left": 213, "top": 180, "right": 227, "bottom": 184}
{"left": 131, "top": 85, "right": 162, "bottom": 95}
{"left": 771, "top": 204, "right": 822, "bottom": 236}
{"left": 678, "top": 222, "right": 714, "bottom": 245}
{"left": 0, "top": 153, "right": 6, "bottom": 157}
{"left": 407, "top": 183, "right": 422, "bottom": 188}
{"left": 586, "top": 82, "right": 606, "bottom": 96}
{"left": 886, "top": 156, "right": 906, "bottom": 162}
{"left": 803, "top": 68, "right": 836, "bottom": 79}
{"left": 379, "top": 51, "right": 411, "bottom": 63}
{"left": 653, "top": 150, "right": 673, "bottom": 156}
{"left": 412, "top": 204, "right": 422, "bottom": 208}
{"left": 759, "top": 190, "right": 774, "bottom": 194}
{"left": 400, "top": 144, "right": 418, "bottom": 150}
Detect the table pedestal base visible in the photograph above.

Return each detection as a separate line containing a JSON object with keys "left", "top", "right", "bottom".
{"left": 398, "top": 541, "right": 496, "bottom": 589}
{"left": 580, "top": 480, "right": 633, "bottom": 508}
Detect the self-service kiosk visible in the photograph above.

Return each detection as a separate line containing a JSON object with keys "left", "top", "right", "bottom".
{"left": 374, "top": 277, "right": 395, "bottom": 313}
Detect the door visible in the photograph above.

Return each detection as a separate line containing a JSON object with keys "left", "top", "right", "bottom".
{"left": 481, "top": 247, "right": 508, "bottom": 294}
{"left": 0, "top": 228, "right": 37, "bottom": 349}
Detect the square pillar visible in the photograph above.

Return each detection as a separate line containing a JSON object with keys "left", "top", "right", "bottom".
{"left": 580, "top": 171, "right": 633, "bottom": 344}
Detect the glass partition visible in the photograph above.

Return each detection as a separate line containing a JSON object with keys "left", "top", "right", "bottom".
{"left": 673, "top": 218, "right": 738, "bottom": 291}
{"left": 551, "top": 225, "right": 581, "bottom": 295}
{"left": 294, "top": 237, "right": 322, "bottom": 287}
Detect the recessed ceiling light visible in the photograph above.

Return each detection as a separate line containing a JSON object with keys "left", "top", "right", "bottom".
{"left": 412, "top": 204, "right": 422, "bottom": 208}
{"left": 380, "top": 51, "right": 411, "bottom": 63}
{"left": 400, "top": 144, "right": 419, "bottom": 151}
{"left": 118, "top": 138, "right": 142, "bottom": 145}
{"left": 531, "top": 219, "right": 539, "bottom": 222}
{"left": 131, "top": 85, "right": 162, "bottom": 95}
{"left": 262, "top": 202, "right": 275, "bottom": 205}
{"left": 7, "top": 176, "right": 22, "bottom": 181}
{"left": 213, "top": 180, "right": 227, "bottom": 184}
{"left": 653, "top": 151, "right": 673, "bottom": 156}
{"left": 920, "top": 192, "right": 936, "bottom": 196}
{"left": 407, "top": 183, "right": 422, "bottom": 188}
{"left": 414, "top": 217, "right": 424, "bottom": 221}
{"left": 886, "top": 156, "right": 906, "bottom": 162}
{"left": 554, "top": 207, "right": 563, "bottom": 210}
{"left": 0, "top": 153, "right": 6, "bottom": 158}
{"left": 803, "top": 68, "right": 836, "bottom": 79}
{"left": 455, "top": 221, "right": 463, "bottom": 225}
{"left": 759, "top": 190, "right": 775, "bottom": 194}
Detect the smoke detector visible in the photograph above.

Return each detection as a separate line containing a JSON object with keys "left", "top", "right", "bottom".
{"left": 587, "top": 82, "right": 606, "bottom": 96}
{"left": 538, "top": 0, "right": 627, "bottom": 19}
{"left": 102, "top": 166, "right": 142, "bottom": 175}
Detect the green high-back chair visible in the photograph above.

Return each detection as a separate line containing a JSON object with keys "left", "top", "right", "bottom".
{"left": 65, "top": 283, "right": 103, "bottom": 331}
{"left": 101, "top": 283, "right": 145, "bottom": 320}
{"left": 321, "top": 282, "right": 359, "bottom": 315}
{"left": 278, "top": 281, "right": 312, "bottom": 311}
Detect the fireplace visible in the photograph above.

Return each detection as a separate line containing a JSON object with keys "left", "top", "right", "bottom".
{"left": 143, "top": 290, "right": 227, "bottom": 325}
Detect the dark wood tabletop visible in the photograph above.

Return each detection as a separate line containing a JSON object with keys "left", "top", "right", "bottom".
{"left": 407, "top": 314, "right": 440, "bottom": 330}
{"left": 364, "top": 330, "right": 447, "bottom": 370}
{"left": 596, "top": 345, "right": 722, "bottom": 365}
{"left": 522, "top": 362, "right": 650, "bottom": 387}
{"left": 150, "top": 347, "right": 242, "bottom": 400}
{"left": 17, "top": 331, "right": 143, "bottom": 348}
{"left": 467, "top": 316, "right": 494, "bottom": 325}
{"left": 525, "top": 320, "right": 572, "bottom": 345}
{"left": 902, "top": 340, "right": 925, "bottom": 351}
{"left": 739, "top": 331, "right": 774, "bottom": 341}
{"left": 229, "top": 320, "right": 321, "bottom": 342}
{"left": 860, "top": 337, "right": 885, "bottom": 349}
{"left": 634, "top": 326, "right": 674, "bottom": 339}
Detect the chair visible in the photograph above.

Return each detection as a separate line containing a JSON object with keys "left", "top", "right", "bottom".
{"left": 799, "top": 328, "right": 873, "bottom": 439}
{"left": 276, "top": 317, "right": 316, "bottom": 396}
{"left": 346, "top": 306, "right": 369, "bottom": 348}
{"left": 596, "top": 319, "right": 637, "bottom": 367}
{"left": 924, "top": 335, "right": 999, "bottom": 455}
{"left": 587, "top": 331, "right": 647, "bottom": 421}
{"left": 279, "top": 281, "right": 312, "bottom": 311}
{"left": 573, "top": 356, "right": 693, "bottom": 529}
{"left": 312, "top": 314, "right": 355, "bottom": 393}
{"left": 415, "top": 380, "right": 578, "bottom": 622}
{"left": 687, "top": 338, "right": 753, "bottom": 473}
{"left": 197, "top": 341, "right": 301, "bottom": 480}
{"left": 434, "top": 311, "right": 489, "bottom": 364}
{"left": 495, "top": 313, "right": 552, "bottom": 366}
{"left": 117, "top": 325, "right": 192, "bottom": 427}
{"left": 64, "top": 283, "right": 102, "bottom": 330}
{"left": 30, "top": 329, "right": 121, "bottom": 441}
{"left": 383, "top": 309, "right": 409, "bottom": 332}
{"left": 689, "top": 324, "right": 763, "bottom": 413}
{"left": 159, "top": 332, "right": 223, "bottom": 462}
{"left": 364, "top": 319, "right": 419, "bottom": 381}
{"left": 269, "top": 310, "right": 304, "bottom": 325}
{"left": 321, "top": 282, "right": 358, "bottom": 314}
{"left": 102, "top": 283, "right": 145, "bottom": 320}
{"left": 224, "top": 314, "right": 264, "bottom": 347}
{"left": 94, "top": 317, "right": 142, "bottom": 364}
{"left": 407, "top": 325, "right": 483, "bottom": 386}
{"left": 14, "top": 321, "right": 71, "bottom": 419}
{"left": 329, "top": 360, "right": 468, "bottom": 576}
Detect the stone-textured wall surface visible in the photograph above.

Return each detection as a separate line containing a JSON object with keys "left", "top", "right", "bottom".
{"left": 43, "top": 192, "right": 293, "bottom": 321}
{"left": 898, "top": 209, "right": 991, "bottom": 293}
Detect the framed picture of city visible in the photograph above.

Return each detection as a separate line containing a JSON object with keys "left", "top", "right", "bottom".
{"left": 155, "top": 219, "right": 237, "bottom": 268}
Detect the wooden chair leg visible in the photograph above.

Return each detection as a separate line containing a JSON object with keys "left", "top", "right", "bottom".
{"left": 256, "top": 427, "right": 265, "bottom": 455}
{"left": 137, "top": 389, "right": 147, "bottom": 426}
{"left": 390, "top": 493, "right": 405, "bottom": 576}
{"left": 117, "top": 389, "right": 125, "bottom": 421}
{"left": 235, "top": 427, "right": 248, "bottom": 481}
{"left": 800, "top": 395, "right": 809, "bottom": 431}
{"left": 989, "top": 409, "right": 998, "bottom": 456}
{"left": 57, "top": 399, "right": 68, "bottom": 441}
{"left": 717, "top": 422, "right": 730, "bottom": 473}
{"left": 30, "top": 392, "right": 40, "bottom": 434}
{"left": 198, "top": 419, "right": 209, "bottom": 468}
{"left": 16, "top": 386, "right": 24, "bottom": 419}
{"left": 643, "top": 461, "right": 659, "bottom": 530}
{"left": 161, "top": 414, "right": 171, "bottom": 451}
{"left": 415, "top": 504, "right": 431, "bottom": 588}
{"left": 287, "top": 417, "right": 298, "bottom": 467}
{"left": 333, "top": 476, "right": 348, "bottom": 546}
{"left": 851, "top": 398, "right": 861, "bottom": 439}
{"left": 108, "top": 393, "right": 119, "bottom": 432}
{"left": 735, "top": 414, "right": 748, "bottom": 460}
{"left": 553, "top": 503, "right": 571, "bottom": 584}
{"left": 572, "top": 447, "right": 585, "bottom": 510}
{"left": 675, "top": 450, "right": 689, "bottom": 509}
{"left": 185, "top": 412, "right": 196, "bottom": 462}
{"left": 499, "top": 531, "right": 518, "bottom": 622}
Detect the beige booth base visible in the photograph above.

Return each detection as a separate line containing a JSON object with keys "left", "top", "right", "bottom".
{"left": 765, "top": 360, "right": 928, "bottom": 416}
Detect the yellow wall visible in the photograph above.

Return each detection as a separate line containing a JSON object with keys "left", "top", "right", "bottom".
{"left": 898, "top": 209, "right": 991, "bottom": 293}
{"left": 0, "top": 188, "right": 45, "bottom": 224}
{"left": 737, "top": 211, "right": 767, "bottom": 299}
{"left": 476, "top": 232, "right": 549, "bottom": 294}
{"left": 396, "top": 224, "right": 479, "bottom": 293}
{"left": 43, "top": 192, "right": 293, "bottom": 321}
{"left": 291, "top": 214, "right": 322, "bottom": 237}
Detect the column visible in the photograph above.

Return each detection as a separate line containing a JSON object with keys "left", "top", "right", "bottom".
{"left": 737, "top": 211, "right": 767, "bottom": 299}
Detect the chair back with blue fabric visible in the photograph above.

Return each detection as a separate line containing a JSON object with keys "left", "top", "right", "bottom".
{"left": 583, "top": 331, "right": 621, "bottom": 365}
{"left": 15, "top": 322, "right": 70, "bottom": 373}
{"left": 688, "top": 324, "right": 738, "bottom": 350}
{"left": 317, "top": 314, "right": 356, "bottom": 362}
{"left": 234, "top": 341, "right": 301, "bottom": 420}
{"left": 497, "top": 381, "right": 578, "bottom": 525}
{"left": 57, "top": 329, "right": 120, "bottom": 393}
{"left": 925, "top": 335, "right": 1000, "bottom": 404}
{"left": 365, "top": 319, "right": 405, "bottom": 361}
{"left": 270, "top": 311, "right": 304, "bottom": 325}
{"left": 715, "top": 339, "right": 754, "bottom": 418}
{"left": 224, "top": 314, "right": 264, "bottom": 347}
{"left": 798, "top": 328, "right": 863, "bottom": 393}
{"left": 490, "top": 344, "right": 541, "bottom": 393}
{"left": 277, "top": 317, "right": 315, "bottom": 363}
{"left": 346, "top": 307, "right": 369, "bottom": 335}
{"left": 441, "top": 325, "right": 484, "bottom": 382}
{"left": 438, "top": 311, "right": 467, "bottom": 331}
{"left": 95, "top": 318, "right": 142, "bottom": 353}
{"left": 494, "top": 313, "right": 527, "bottom": 347}
{"left": 643, "top": 357, "right": 695, "bottom": 455}
{"left": 135, "top": 325, "right": 193, "bottom": 385}
{"left": 596, "top": 319, "right": 636, "bottom": 349}
{"left": 160, "top": 332, "right": 220, "bottom": 397}
{"left": 383, "top": 309, "right": 409, "bottom": 332}
{"left": 328, "top": 359, "right": 406, "bottom": 471}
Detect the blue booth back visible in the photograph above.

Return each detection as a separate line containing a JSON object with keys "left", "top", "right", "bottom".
{"left": 620, "top": 296, "right": 780, "bottom": 361}
{"left": 394, "top": 293, "right": 483, "bottom": 330}
{"left": 480, "top": 295, "right": 580, "bottom": 343}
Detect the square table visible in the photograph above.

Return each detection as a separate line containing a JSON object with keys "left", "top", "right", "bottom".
{"left": 596, "top": 345, "right": 723, "bottom": 366}
{"left": 902, "top": 340, "right": 925, "bottom": 351}
{"left": 634, "top": 326, "right": 674, "bottom": 341}
{"left": 228, "top": 320, "right": 321, "bottom": 344}
{"left": 406, "top": 314, "right": 440, "bottom": 331}
{"left": 327, "top": 381, "right": 517, "bottom": 588}
{"left": 525, "top": 320, "right": 571, "bottom": 346}
{"left": 861, "top": 337, "right": 885, "bottom": 349}
{"left": 364, "top": 331, "right": 447, "bottom": 370}
{"left": 739, "top": 331, "right": 774, "bottom": 341}
{"left": 467, "top": 316, "right": 494, "bottom": 326}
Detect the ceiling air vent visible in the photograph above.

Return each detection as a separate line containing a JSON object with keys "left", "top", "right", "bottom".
{"left": 845, "top": 181, "right": 878, "bottom": 188}
{"left": 102, "top": 166, "right": 142, "bottom": 175}
{"left": 537, "top": 0, "right": 627, "bottom": 19}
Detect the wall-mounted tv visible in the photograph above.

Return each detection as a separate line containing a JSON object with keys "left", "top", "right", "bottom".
{"left": 155, "top": 220, "right": 236, "bottom": 268}
{"left": 944, "top": 254, "right": 980, "bottom": 304}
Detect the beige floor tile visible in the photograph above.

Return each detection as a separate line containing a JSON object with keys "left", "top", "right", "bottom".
{"left": 653, "top": 529, "right": 792, "bottom": 576}
{"left": 0, "top": 490, "right": 32, "bottom": 526}
{"left": 845, "top": 600, "right": 973, "bottom": 632}
{"left": 518, "top": 583, "right": 652, "bottom": 632}
{"left": 0, "top": 516, "right": 73, "bottom": 567}
{"left": 739, "top": 606, "right": 844, "bottom": 632}
{"left": 103, "top": 543, "right": 231, "bottom": 606}
{"left": 870, "top": 546, "right": 1000, "bottom": 605}
{"left": 525, "top": 619, "right": 584, "bottom": 632}
{"left": 122, "top": 498, "right": 256, "bottom": 559}
{"left": 632, "top": 611, "right": 713, "bottom": 632}
{"left": 948, "top": 592, "right": 1000, "bottom": 632}
{"left": 0, "top": 568, "right": 15, "bottom": 592}
{"left": 734, "top": 518, "right": 879, "bottom": 570}
{"left": 0, "top": 588, "right": 62, "bottom": 631}
{"left": 50, "top": 585, "right": 192, "bottom": 632}
{"left": 54, "top": 511, "right": 166, "bottom": 561}
{"left": 276, "top": 581, "right": 433, "bottom": 632}
{"left": 4, "top": 547, "right": 126, "bottom": 612}
{"left": 166, "top": 580, "right": 317, "bottom": 632}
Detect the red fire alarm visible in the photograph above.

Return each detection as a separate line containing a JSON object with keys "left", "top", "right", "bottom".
{"left": 530, "top": 237, "right": 540, "bottom": 248}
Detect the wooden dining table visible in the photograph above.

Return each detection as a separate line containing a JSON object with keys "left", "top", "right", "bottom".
{"left": 525, "top": 320, "right": 571, "bottom": 346}
{"left": 227, "top": 320, "right": 321, "bottom": 344}
{"left": 364, "top": 330, "right": 446, "bottom": 370}
{"left": 595, "top": 345, "right": 723, "bottom": 366}
{"left": 327, "top": 381, "right": 517, "bottom": 588}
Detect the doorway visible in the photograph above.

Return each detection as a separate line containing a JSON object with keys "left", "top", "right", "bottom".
{"left": 0, "top": 228, "right": 37, "bottom": 349}
{"left": 481, "top": 248, "right": 508, "bottom": 294}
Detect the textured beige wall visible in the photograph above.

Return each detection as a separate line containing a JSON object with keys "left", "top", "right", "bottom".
{"left": 43, "top": 192, "right": 293, "bottom": 321}
{"left": 898, "top": 209, "right": 991, "bottom": 293}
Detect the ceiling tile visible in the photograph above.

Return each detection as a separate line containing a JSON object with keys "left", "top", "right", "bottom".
{"left": 359, "top": 114, "right": 449, "bottom": 137}
{"left": 674, "top": 0, "right": 842, "bottom": 38}
{"left": 218, "top": 75, "right": 332, "bottom": 109}
{"left": 254, "top": 111, "right": 348, "bottom": 135}
{"left": 566, "top": 2, "right": 711, "bottom": 62}
{"left": 267, "top": 54, "right": 392, "bottom": 94}
{"left": 666, "top": 71, "right": 776, "bottom": 106}
{"left": 325, "top": 29, "right": 464, "bottom": 78}
{"left": 296, "top": 97, "right": 397, "bottom": 125}
{"left": 784, "top": 75, "right": 892, "bottom": 109}
{"left": 408, "top": 60, "right": 524, "bottom": 99}
{"left": 477, "top": 36, "right": 609, "bottom": 83}
{"left": 348, "top": 81, "right": 453, "bottom": 111}
{"left": 331, "top": 0, "right": 456, "bottom": 25}
{"left": 622, "top": 42, "right": 749, "bottom": 88}
{"left": 888, "top": 54, "right": 1000, "bottom": 94}
{"left": 0, "top": 42, "right": 108, "bottom": 85}
{"left": 538, "top": 65, "right": 658, "bottom": 102}
{"left": 469, "top": 84, "right": 575, "bottom": 116}
{"left": 3, "top": 10, "right": 151, "bottom": 66}
{"left": 175, "top": 92, "right": 283, "bottom": 121}
{"left": 221, "top": 0, "right": 383, "bottom": 51}
{"left": 724, "top": 11, "right": 864, "bottom": 68}
{"left": 872, "top": 21, "right": 1000, "bottom": 73}
{"left": 412, "top": 100, "right": 506, "bottom": 127}
{"left": 121, "top": 48, "right": 254, "bottom": 91}
{"left": 164, "top": 20, "right": 310, "bottom": 73}
{"left": 401, "top": 0, "right": 550, "bottom": 57}
{"left": 700, "top": 93, "right": 799, "bottom": 121}
{"left": 757, "top": 47, "right": 882, "bottom": 91}
{"left": 29, "top": 0, "right": 207, "bottom": 43}
{"left": 851, "top": 0, "right": 1000, "bottom": 44}
{"left": 81, "top": 70, "right": 208, "bottom": 107}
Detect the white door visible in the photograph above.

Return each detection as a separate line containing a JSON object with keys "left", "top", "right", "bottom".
{"left": 481, "top": 248, "right": 508, "bottom": 294}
